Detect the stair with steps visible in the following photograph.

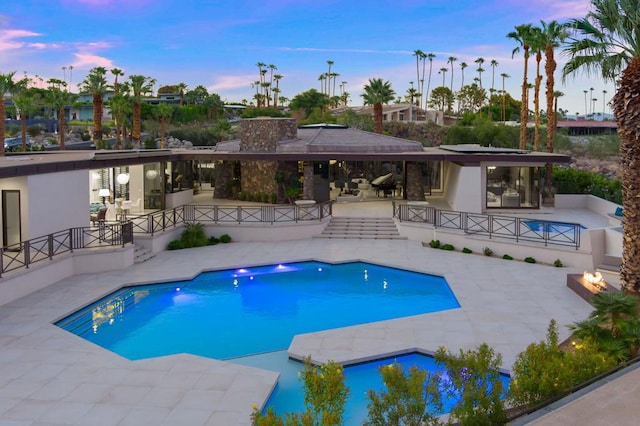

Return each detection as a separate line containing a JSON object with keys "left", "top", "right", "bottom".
{"left": 134, "top": 244, "right": 156, "bottom": 264}
{"left": 315, "top": 217, "right": 406, "bottom": 239}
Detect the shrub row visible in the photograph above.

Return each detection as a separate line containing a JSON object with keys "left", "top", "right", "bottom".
{"left": 428, "top": 240, "right": 563, "bottom": 267}
{"left": 167, "top": 222, "right": 232, "bottom": 250}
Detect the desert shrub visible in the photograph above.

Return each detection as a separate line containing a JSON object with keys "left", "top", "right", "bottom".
{"left": 181, "top": 222, "right": 208, "bottom": 248}
{"left": 554, "top": 259, "right": 563, "bottom": 267}
{"left": 483, "top": 247, "right": 493, "bottom": 256}
{"left": 251, "top": 358, "right": 349, "bottom": 426}
{"left": 524, "top": 256, "right": 536, "bottom": 264}
{"left": 270, "top": 193, "right": 277, "bottom": 204}
{"left": 428, "top": 239, "right": 441, "bottom": 248}
{"left": 462, "top": 247, "right": 472, "bottom": 254}
{"left": 365, "top": 363, "right": 443, "bottom": 425}
{"left": 502, "top": 254, "right": 513, "bottom": 260}
{"left": 219, "top": 234, "right": 232, "bottom": 243}
{"left": 208, "top": 236, "right": 220, "bottom": 245}
{"left": 441, "top": 244, "right": 454, "bottom": 251}
{"left": 144, "top": 136, "right": 157, "bottom": 149}
{"left": 167, "top": 240, "right": 184, "bottom": 250}
{"left": 509, "top": 320, "right": 616, "bottom": 408}
{"left": 435, "top": 344, "right": 507, "bottom": 424}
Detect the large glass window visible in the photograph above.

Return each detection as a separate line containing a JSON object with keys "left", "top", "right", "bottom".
{"left": 486, "top": 166, "right": 539, "bottom": 209}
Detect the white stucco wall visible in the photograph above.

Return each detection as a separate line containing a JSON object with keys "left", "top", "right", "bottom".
{"left": 445, "top": 164, "right": 482, "bottom": 213}
{"left": 27, "top": 170, "right": 89, "bottom": 238}
{"left": 0, "top": 176, "right": 29, "bottom": 245}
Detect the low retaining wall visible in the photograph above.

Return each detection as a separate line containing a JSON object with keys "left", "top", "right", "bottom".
{"left": 0, "top": 246, "right": 134, "bottom": 307}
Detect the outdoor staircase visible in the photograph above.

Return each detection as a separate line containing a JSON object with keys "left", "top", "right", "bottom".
{"left": 315, "top": 217, "right": 406, "bottom": 239}
{"left": 134, "top": 244, "right": 156, "bottom": 264}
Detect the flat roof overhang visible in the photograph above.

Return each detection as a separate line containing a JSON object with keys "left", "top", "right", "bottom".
{"left": 0, "top": 149, "right": 571, "bottom": 179}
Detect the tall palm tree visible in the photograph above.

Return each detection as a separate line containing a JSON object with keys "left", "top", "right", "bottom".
{"left": 46, "top": 79, "right": 77, "bottom": 150}
{"left": 508, "top": 24, "right": 534, "bottom": 149}
{"left": 500, "top": 73, "right": 510, "bottom": 121}
{"left": 474, "top": 57, "right": 485, "bottom": 88}
{"left": 425, "top": 53, "right": 436, "bottom": 111}
{"left": 530, "top": 26, "right": 544, "bottom": 151}
{"left": 413, "top": 50, "right": 425, "bottom": 112}
{"left": 448, "top": 56, "right": 457, "bottom": 95}
{"left": 361, "top": 78, "right": 395, "bottom": 134}
{"left": 12, "top": 87, "right": 39, "bottom": 152}
{"left": 490, "top": 59, "right": 499, "bottom": 92}
{"left": 602, "top": 89, "right": 608, "bottom": 117}
{"left": 584, "top": 89, "right": 589, "bottom": 116}
{"left": 563, "top": 0, "right": 640, "bottom": 293}
{"left": 273, "top": 74, "right": 283, "bottom": 108}
{"left": 80, "top": 67, "right": 108, "bottom": 142}
{"left": 68, "top": 65, "right": 74, "bottom": 91}
{"left": 590, "top": 87, "right": 595, "bottom": 116}
{"left": 107, "top": 92, "right": 130, "bottom": 150}
{"left": 0, "top": 72, "right": 27, "bottom": 156}
{"left": 326, "top": 60, "right": 334, "bottom": 96}
{"left": 541, "top": 20, "right": 569, "bottom": 160}
{"left": 128, "top": 74, "right": 155, "bottom": 148}
{"left": 110, "top": 68, "right": 125, "bottom": 147}
{"left": 553, "top": 91, "right": 564, "bottom": 121}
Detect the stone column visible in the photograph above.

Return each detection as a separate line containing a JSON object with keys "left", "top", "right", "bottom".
{"left": 213, "top": 161, "right": 234, "bottom": 199}
{"left": 302, "top": 162, "right": 314, "bottom": 200}
{"left": 405, "top": 162, "right": 425, "bottom": 201}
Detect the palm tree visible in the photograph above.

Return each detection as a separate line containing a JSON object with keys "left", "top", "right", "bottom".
{"left": 500, "top": 73, "right": 510, "bottom": 121}
{"left": 0, "top": 72, "right": 27, "bottom": 156}
{"left": 80, "top": 67, "right": 108, "bottom": 142}
{"left": 563, "top": 0, "right": 640, "bottom": 293}
{"left": 273, "top": 74, "right": 283, "bottom": 108}
{"left": 326, "top": 60, "right": 334, "bottom": 95}
{"left": 584, "top": 90, "right": 589, "bottom": 116}
{"left": 128, "top": 74, "right": 155, "bottom": 148}
{"left": 361, "top": 78, "right": 395, "bottom": 134}
{"left": 68, "top": 65, "right": 74, "bottom": 91}
{"left": 107, "top": 92, "right": 130, "bottom": 149}
{"left": 490, "top": 59, "right": 499, "bottom": 92}
{"left": 590, "top": 87, "right": 595, "bottom": 116}
{"left": 12, "top": 88, "right": 39, "bottom": 151}
{"left": 553, "top": 90, "right": 564, "bottom": 122}
{"left": 425, "top": 53, "right": 436, "bottom": 111}
{"left": 474, "top": 57, "right": 485, "bottom": 88}
{"left": 155, "top": 103, "right": 174, "bottom": 149}
{"left": 541, "top": 19, "right": 569, "bottom": 201}
{"left": 448, "top": 56, "right": 457, "bottom": 95}
{"left": 46, "top": 79, "right": 77, "bottom": 150}
{"left": 530, "top": 26, "right": 544, "bottom": 151}
{"left": 602, "top": 89, "right": 608, "bottom": 117}
{"left": 413, "top": 50, "right": 425, "bottom": 111}
{"left": 110, "top": 68, "right": 125, "bottom": 147}
{"left": 508, "top": 24, "right": 534, "bottom": 149}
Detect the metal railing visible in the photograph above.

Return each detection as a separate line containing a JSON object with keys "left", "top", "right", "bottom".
{"left": 122, "top": 201, "right": 333, "bottom": 235}
{"left": 0, "top": 222, "right": 133, "bottom": 277}
{"left": 393, "top": 201, "right": 581, "bottom": 249}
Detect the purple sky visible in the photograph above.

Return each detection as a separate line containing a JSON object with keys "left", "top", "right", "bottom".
{"left": 0, "top": 0, "right": 615, "bottom": 116}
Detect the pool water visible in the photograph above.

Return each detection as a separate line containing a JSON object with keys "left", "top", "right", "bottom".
{"left": 523, "top": 220, "right": 586, "bottom": 233}
{"left": 234, "top": 350, "right": 510, "bottom": 425}
{"left": 56, "top": 261, "right": 459, "bottom": 360}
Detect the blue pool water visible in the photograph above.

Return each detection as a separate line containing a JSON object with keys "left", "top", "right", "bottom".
{"left": 523, "top": 220, "right": 586, "bottom": 233}
{"left": 234, "top": 350, "right": 510, "bottom": 425}
{"left": 56, "top": 261, "right": 460, "bottom": 360}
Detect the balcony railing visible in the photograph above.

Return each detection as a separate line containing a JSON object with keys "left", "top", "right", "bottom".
{"left": 393, "top": 201, "right": 581, "bottom": 249}
{"left": 122, "top": 201, "right": 333, "bottom": 235}
{"left": 0, "top": 222, "right": 133, "bottom": 278}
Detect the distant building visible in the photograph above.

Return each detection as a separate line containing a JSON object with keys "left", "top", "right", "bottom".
{"left": 331, "top": 104, "right": 444, "bottom": 125}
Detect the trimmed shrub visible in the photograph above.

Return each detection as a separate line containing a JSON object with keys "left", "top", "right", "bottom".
{"left": 441, "top": 244, "right": 455, "bottom": 251}
{"left": 524, "top": 256, "right": 536, "bottom": 264}
{"left": 428, "top": 239, "right": 441, "bottom": 248}
{"left": 462, "top": 247, "right": 472, "bottom": 254}
{"left": 502, "top": 254, "right": 513, "bottom": 260}
{"left": 219, "top": 234, "right": 232, "bottom": 243}
{"left": 208, "top": 236, "right": 220, "bottom": 245}
{"left": 167, "top": 240, "right": 184, "bottom": 250}
{"left": 483, "top": 247, "right": 493, "bottom": 257}
{"left": 181, "top": 222, "right": 208, "bottom": 248}
{"left": 554, "top": 259, "right": 563, "bottom": 267}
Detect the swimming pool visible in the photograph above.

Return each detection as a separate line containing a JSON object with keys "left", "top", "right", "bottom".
{"left": 56, "top": 261, "right": 460, "bottom": 360}
{"left": 523, "top": 219, "right": 586, "bottom": 234}
{"left": 234, "top": 350, "right": 510, "bottom": 425}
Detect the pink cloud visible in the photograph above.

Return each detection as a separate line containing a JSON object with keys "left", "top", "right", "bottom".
{"left": 72, "top": 53, "right": 114, "bottom": 69}
{"left": 0, "top": 28, "right": 42, "bottom": 50}
{"left": 503, "top": 0, "right": 591, "bottom": 21}
{"left": 209, "top": 74, "right": 256, "bottom": 91}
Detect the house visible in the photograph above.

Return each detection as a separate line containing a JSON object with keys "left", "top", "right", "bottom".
{"left": 331, "top": 104, "right": 444, "bottom": 124}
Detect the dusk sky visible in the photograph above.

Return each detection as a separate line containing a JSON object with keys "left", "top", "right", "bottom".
{"left": 1, "top": 0, "right": 615, "bottom": 117}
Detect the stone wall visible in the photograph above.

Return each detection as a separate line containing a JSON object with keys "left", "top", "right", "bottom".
{"left": 239, "top": 118, "right": 297, "bottom": 152}
{"left": 405, "top": 162, "right": 425, "bottom": 201}
{"left": 242, "top": 160, "right": 279, "bottom": 196}
{"left": 213, "top": 161, "right": 234, "bottom": 199}
{"left": 302, "top": 162, "right": 314, "bottom": 200}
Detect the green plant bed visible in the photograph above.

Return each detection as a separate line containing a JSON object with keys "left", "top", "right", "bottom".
{"left": 428, "top": 239, "right": 441, "bottom": 248}
{"left": 441, "top": 244, "right": 454, "bottom": 251}
{"left": 219, "top": 234, "right": 232, "bottom": 243}
{"left": 462, "top": 247, "right": 473, "bottom": 254}
{"left": 502, "top": 254, "right": 513, "bottom": 260}
{"left": 524, "top": 256, "right": 536, "bottom": 264}
{"left": 554, "top": 259, "right": 563, "bottom": 267}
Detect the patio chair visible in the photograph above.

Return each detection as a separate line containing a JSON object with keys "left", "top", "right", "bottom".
{"left": 130, "top": 198, "right": 142, "bottom": 212}
{"left": 91, "top": 207, "right": 107, "bottom": 225}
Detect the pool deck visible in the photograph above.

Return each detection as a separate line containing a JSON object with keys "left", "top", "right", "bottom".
{"left": 0, "top": 199, "right": 621, "bottom": 425}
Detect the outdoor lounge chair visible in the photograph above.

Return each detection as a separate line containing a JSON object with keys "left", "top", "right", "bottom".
{"left": 91, "top": 207, "right": 107, "bottom": 225}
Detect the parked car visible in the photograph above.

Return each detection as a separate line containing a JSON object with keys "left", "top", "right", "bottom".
{"left": 4, "top": 137, "right": 30, "bottom": 149}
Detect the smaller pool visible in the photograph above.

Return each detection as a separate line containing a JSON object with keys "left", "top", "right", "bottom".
{"left": 233, "top": 350, "right": 510, "bottom": 425}
{"left": 523, "top": 220, "right": 586, "bottom": 234}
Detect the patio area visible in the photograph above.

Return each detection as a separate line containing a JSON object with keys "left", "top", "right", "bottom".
{"left": 0, "top": 231, "right": 597, "bottom": 425}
